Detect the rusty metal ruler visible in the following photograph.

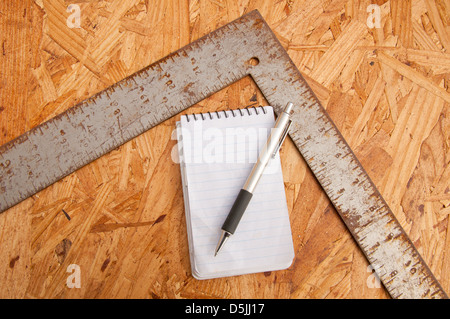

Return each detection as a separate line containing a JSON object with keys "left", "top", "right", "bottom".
{"left": 0, "top": 10, "right": 447, "bottom": 298}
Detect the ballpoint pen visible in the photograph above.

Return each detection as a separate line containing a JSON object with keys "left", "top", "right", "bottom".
{"left": 214, "top": 102, "right": 294, "bottom": 256}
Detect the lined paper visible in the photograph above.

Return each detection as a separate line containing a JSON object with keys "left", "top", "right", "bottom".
{"left": 177, "top": 106, "right": 294, "bottom": 279}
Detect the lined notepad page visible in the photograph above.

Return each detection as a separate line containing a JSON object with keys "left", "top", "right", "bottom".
{"left": 177, "top": 106, "right": 294, "bottom": 279}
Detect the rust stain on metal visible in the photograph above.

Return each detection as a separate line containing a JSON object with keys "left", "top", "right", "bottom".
{"left": 0, "top": 10, "right": 447, "bottom": 299}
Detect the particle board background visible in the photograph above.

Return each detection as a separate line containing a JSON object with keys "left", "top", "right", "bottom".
{"left": 0, "top": 0, "right": 449, "bottom": 299}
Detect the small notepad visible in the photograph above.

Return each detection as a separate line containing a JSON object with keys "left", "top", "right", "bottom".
{"left": 176, "top": 106, "right": 294, "bottom": 279}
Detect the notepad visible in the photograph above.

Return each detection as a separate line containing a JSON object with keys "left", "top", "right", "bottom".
{"left": 176, "top": 106, "right": 294, "bottom": 279}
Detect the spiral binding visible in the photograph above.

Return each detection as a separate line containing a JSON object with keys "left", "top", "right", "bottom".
{"left": 184, "top": 106, "right": 267, "bottom": 122}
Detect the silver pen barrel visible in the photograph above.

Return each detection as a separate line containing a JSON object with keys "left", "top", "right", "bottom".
{"left": 243, "top": 102, "right": 293, "bottom": 193}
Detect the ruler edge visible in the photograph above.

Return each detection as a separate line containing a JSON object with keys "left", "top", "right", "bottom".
{"left": 0, "top": 9, "right": 448, "bottom": 298}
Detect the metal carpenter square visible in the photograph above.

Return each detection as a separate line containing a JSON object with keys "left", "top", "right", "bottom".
{"left": 0, "top": 10, "right": 447, "bottom": 299}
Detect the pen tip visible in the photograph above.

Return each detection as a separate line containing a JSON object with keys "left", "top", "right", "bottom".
{"left": 214, "top": 230, "right": 231, "bottom": 257}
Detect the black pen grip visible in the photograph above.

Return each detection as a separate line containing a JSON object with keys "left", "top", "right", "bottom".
{"left": 221, "top": 189, "right": 253, "bottom": 234}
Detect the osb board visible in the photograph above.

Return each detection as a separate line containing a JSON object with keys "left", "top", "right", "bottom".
{"left": 0, "top": 0, "right": 449, "bottom": 299}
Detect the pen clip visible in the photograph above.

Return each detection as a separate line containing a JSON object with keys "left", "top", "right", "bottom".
{"left": 272, "top": 119, "right": 292, "bottom": 158}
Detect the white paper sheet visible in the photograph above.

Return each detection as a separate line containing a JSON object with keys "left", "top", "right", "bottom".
{"left": 177, "top": 106, "right": 294, "bottom": 279}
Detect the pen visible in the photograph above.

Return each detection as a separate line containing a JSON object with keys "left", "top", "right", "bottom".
{"left": 214, "top": 102, "right": 294, "bottom": 256}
